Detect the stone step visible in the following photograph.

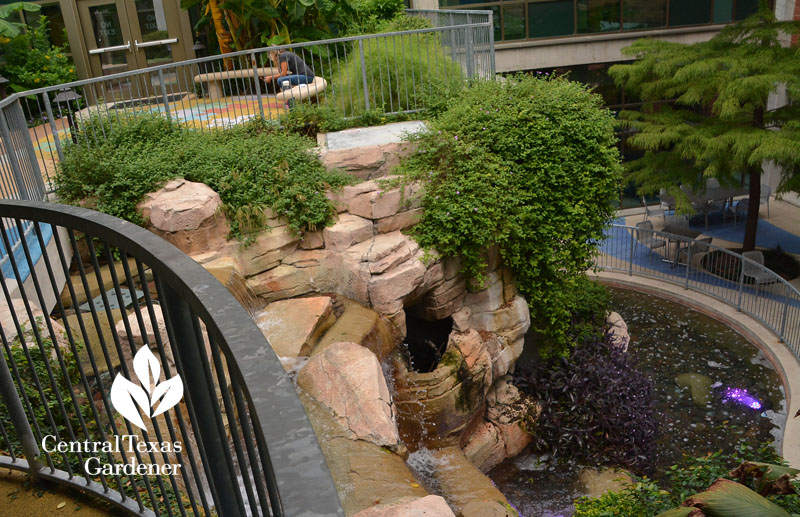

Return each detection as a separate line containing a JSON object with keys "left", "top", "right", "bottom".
{"left": 314, "top": 297, "right": 396, "bottom": 361}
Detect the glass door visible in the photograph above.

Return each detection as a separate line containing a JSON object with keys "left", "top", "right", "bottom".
{"left": 78, "top": 0, "right": 137, "bottom": 77}
{"left": 127, "top": 0, "right": 187, "bottom": 69}
{"left": 79, "top": 0, "right": 187, "bottom": 88}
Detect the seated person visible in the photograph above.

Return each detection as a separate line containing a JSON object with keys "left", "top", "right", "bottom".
{"left": 266, "top": 49, "right": 315, "bottom": 90}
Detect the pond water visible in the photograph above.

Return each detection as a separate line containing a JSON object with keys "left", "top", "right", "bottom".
{"left": 489, "top": 286, "right": 787, "bottom": 517}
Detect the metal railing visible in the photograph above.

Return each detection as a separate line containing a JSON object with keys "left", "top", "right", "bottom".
{"left": 0, "top": 199, "right": 342, "bottom": 516}
{"left": 596, "top": 224, "right": 800, "bottom": 355}
{"left": 0, "top": 9, "right": 494, "bottom": 203}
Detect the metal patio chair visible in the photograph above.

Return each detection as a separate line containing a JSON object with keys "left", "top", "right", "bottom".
{"left": 742, "top": 251, "right": 773, "bottom": 286}
{"left": 635, "top": 220, "right": 667, "bottom": 263}
{"left": 677, "top": 236, "right": 713, "bottom": 267}
{"left": 642, "top": 195, "right": 666, "bottom": 222}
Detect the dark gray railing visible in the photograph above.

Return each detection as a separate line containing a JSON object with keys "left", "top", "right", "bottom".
{"left": 0, "top": 9, "right": 493, "bottom": 202}
{"left": 0, "top": 199, "right": 342, "bottom": 516}
{"left": 596, "top": 223, "right": 800, "bottom": 356}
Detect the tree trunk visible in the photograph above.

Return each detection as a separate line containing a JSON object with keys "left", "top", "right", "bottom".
{"left": 742, "top": 105, "right": 765, "bottom": 252}
{"left": 206, "top": 0, "right": 234, "bottom": 55}
{"left": 742, "top": 167, "right": 761, "bottom": 252}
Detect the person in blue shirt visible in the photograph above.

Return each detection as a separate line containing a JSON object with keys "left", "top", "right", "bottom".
{"left": 266, "top": 49, "right": 315, "bottom": 90}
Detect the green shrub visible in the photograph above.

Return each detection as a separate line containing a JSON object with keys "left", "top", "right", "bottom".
{"left": 333, "top": 19, "right": 463, "bottom": 116}
{"left": 398, "top": 75, "right": 622, "bottom": 356}
{"left": 56, "top": 115, "right": 352, "bottom": 238}
{"left": 0, "top": 16, "right": 77, "bottom": 94}
{"left": 574, "top": 441, "right": 800, "bottom": 516}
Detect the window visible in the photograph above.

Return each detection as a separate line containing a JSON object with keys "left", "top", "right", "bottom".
{"left": 623, "top": 0, "right": 666, "bottom": 30}
{"left": 503, "top": 4, "right": 526, "bottom": 40}
{"left": 713, "top": 0, "right": 734, "bottom": 23}
{"left": 669, "top": 0, "right": 711, "bottom": 26}
{"left": 439, "top": 0, "right": 771, "bottom": 42}
{"left": 577, "top": 0, "right": 621, "bottom": 33}
{"left": 21, "top": 3, "right": 68, "bottom": 48}
{"left": 735, "top": 0, "right": 760, "bottom": 20}
{"left": 528, "top": 0, "right": 574, "bottom": 38}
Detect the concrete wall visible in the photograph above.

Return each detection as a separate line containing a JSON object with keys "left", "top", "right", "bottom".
{"left": 494, "top": 25, "right": 724, "bottom": 72}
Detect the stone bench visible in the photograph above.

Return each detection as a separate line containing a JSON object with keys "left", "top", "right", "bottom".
{"left": 274, "top": 76, "right": 328, "bottom": 103}
{"left": 193, "top": 67, "right": 279, "bottom": 100}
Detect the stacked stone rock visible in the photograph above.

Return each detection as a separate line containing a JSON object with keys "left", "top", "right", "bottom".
{"left": 135, "top": 154, "right": 534, "bottom": 516}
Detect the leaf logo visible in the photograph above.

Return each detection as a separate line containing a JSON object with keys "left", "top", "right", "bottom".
{"left": 110, "top": 347, "right": 184, "bottom": 430}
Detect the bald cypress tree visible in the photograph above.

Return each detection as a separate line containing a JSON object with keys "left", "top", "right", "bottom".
{"left": 609, "top": 3, "right": 800, "bottom": 251}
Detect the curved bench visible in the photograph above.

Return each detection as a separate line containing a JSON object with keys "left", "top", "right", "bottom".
{"left": 274, "top": 76, "right": 328, "bottom": 103}
{"left": 193, "top": 66, "right": 279, "bottom": 100}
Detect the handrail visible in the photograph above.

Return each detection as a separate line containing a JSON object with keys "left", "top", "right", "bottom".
{"left": 596, "top": 223, "right": 800, "bottom": 357}
{"left": 0, "top": 199, "right": 343, "bottom": 516}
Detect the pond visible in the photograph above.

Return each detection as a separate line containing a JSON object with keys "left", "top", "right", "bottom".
{"left": 489, "top": 286, "right": 787, "bottom": 517}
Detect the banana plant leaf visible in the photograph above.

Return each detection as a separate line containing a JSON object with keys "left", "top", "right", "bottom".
{"left": 682, "top": 479, "right": 790, "bottom": 517}
{"left": 728, "top": 461, "right": 800, "bottom": 496}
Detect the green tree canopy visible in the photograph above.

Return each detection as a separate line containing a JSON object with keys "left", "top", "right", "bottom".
{"left": 609, "top": 3, "right": 800, "bottom": 251}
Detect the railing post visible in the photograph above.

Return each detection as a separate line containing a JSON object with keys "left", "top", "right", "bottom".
{"left": 684, "top": 243, "right": 692, "bottom": 289}
{"left": 0, "top": 344, "right": 44, "bottom": 479}
{"left": 0, "top": 107, "right": 29, "bottom": 200}
{"left": 158, "top": 70, "right": 171, "bottom": 123}
{"left": 627, "top": 228, "right": 635, "bottom": 276}
{"left": 160, "top": 285, "right": 241, "bottom": 516}
{"left": 42, "top": 93, "right": 65, "bottom": 162}
{"left": 465, "top": 13, "right": 474, "bottom": 79}
{"left": 251, "top": 51, "right": 265, "bottom": 118}
{"left": 780, "top": 284, "right": 790, "bottom": 343}
{"left": 11, "top": 101, "right": 46, "bottom": 198}
{"left": 737, "top": 256, "right": 746, "bottom": 311}
{"left": 488, "top": 11, "right": 496, "bottom": 78}
{"left": 358, "top": 39, "right": 370, "bottom": 111}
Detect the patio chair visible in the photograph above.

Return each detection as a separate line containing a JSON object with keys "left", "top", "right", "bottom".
{"left": 760, "top": 184, "right": 771, "bottom": 218}
{"left": 663, "top": 213, "right": 689, "bottom": 229}
{"left": 642, "top": 195, "right": 666, "bottom": 222}
{"left": 741, "top": 251, "right": 774, "bottom": 286}
{"left": 724, "top": 199, "right": 749, "bottom": 228}
{"left": 677, "top": 236, "right": 713, "bottom": 267}
{"left": 635, "top": 221, "right": 667, "bottom": 263}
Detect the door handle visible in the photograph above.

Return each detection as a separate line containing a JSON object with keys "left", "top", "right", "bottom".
{"left": 89, "top": 41, "right": 132, "bottom": 54}
{"left": 134, "top": 38, "right": 178, "bottom": 50}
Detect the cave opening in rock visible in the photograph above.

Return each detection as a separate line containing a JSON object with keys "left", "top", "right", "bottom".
{"left": 402, "top": 308, "right": 453, "bottom": 373}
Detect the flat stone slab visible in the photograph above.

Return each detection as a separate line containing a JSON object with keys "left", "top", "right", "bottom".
{"left": 299, "top": 392, "right": 426, "bottom": 515}
{"left": 255, "top": 296, "right": 335, "bottom": 358}
{"left": 320, "top": 121, "right": 428, "bottom": 151}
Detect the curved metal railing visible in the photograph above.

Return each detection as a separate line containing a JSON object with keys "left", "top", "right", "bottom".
{"left": 0, "top": 199, "right": 342, "bottom": 516}
{"left": 596, "top": 223, "right": 800, "bottom": 356}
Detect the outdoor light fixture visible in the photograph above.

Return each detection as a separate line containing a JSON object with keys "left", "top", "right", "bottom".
{"left": 723, "top": 387, "right": 762, "bottom": 410}
{"left": 53, "top": 88, "right": 82, "bottom": 145}
{"left": 192, "top": 37, "right": 208, "bottom": 74}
